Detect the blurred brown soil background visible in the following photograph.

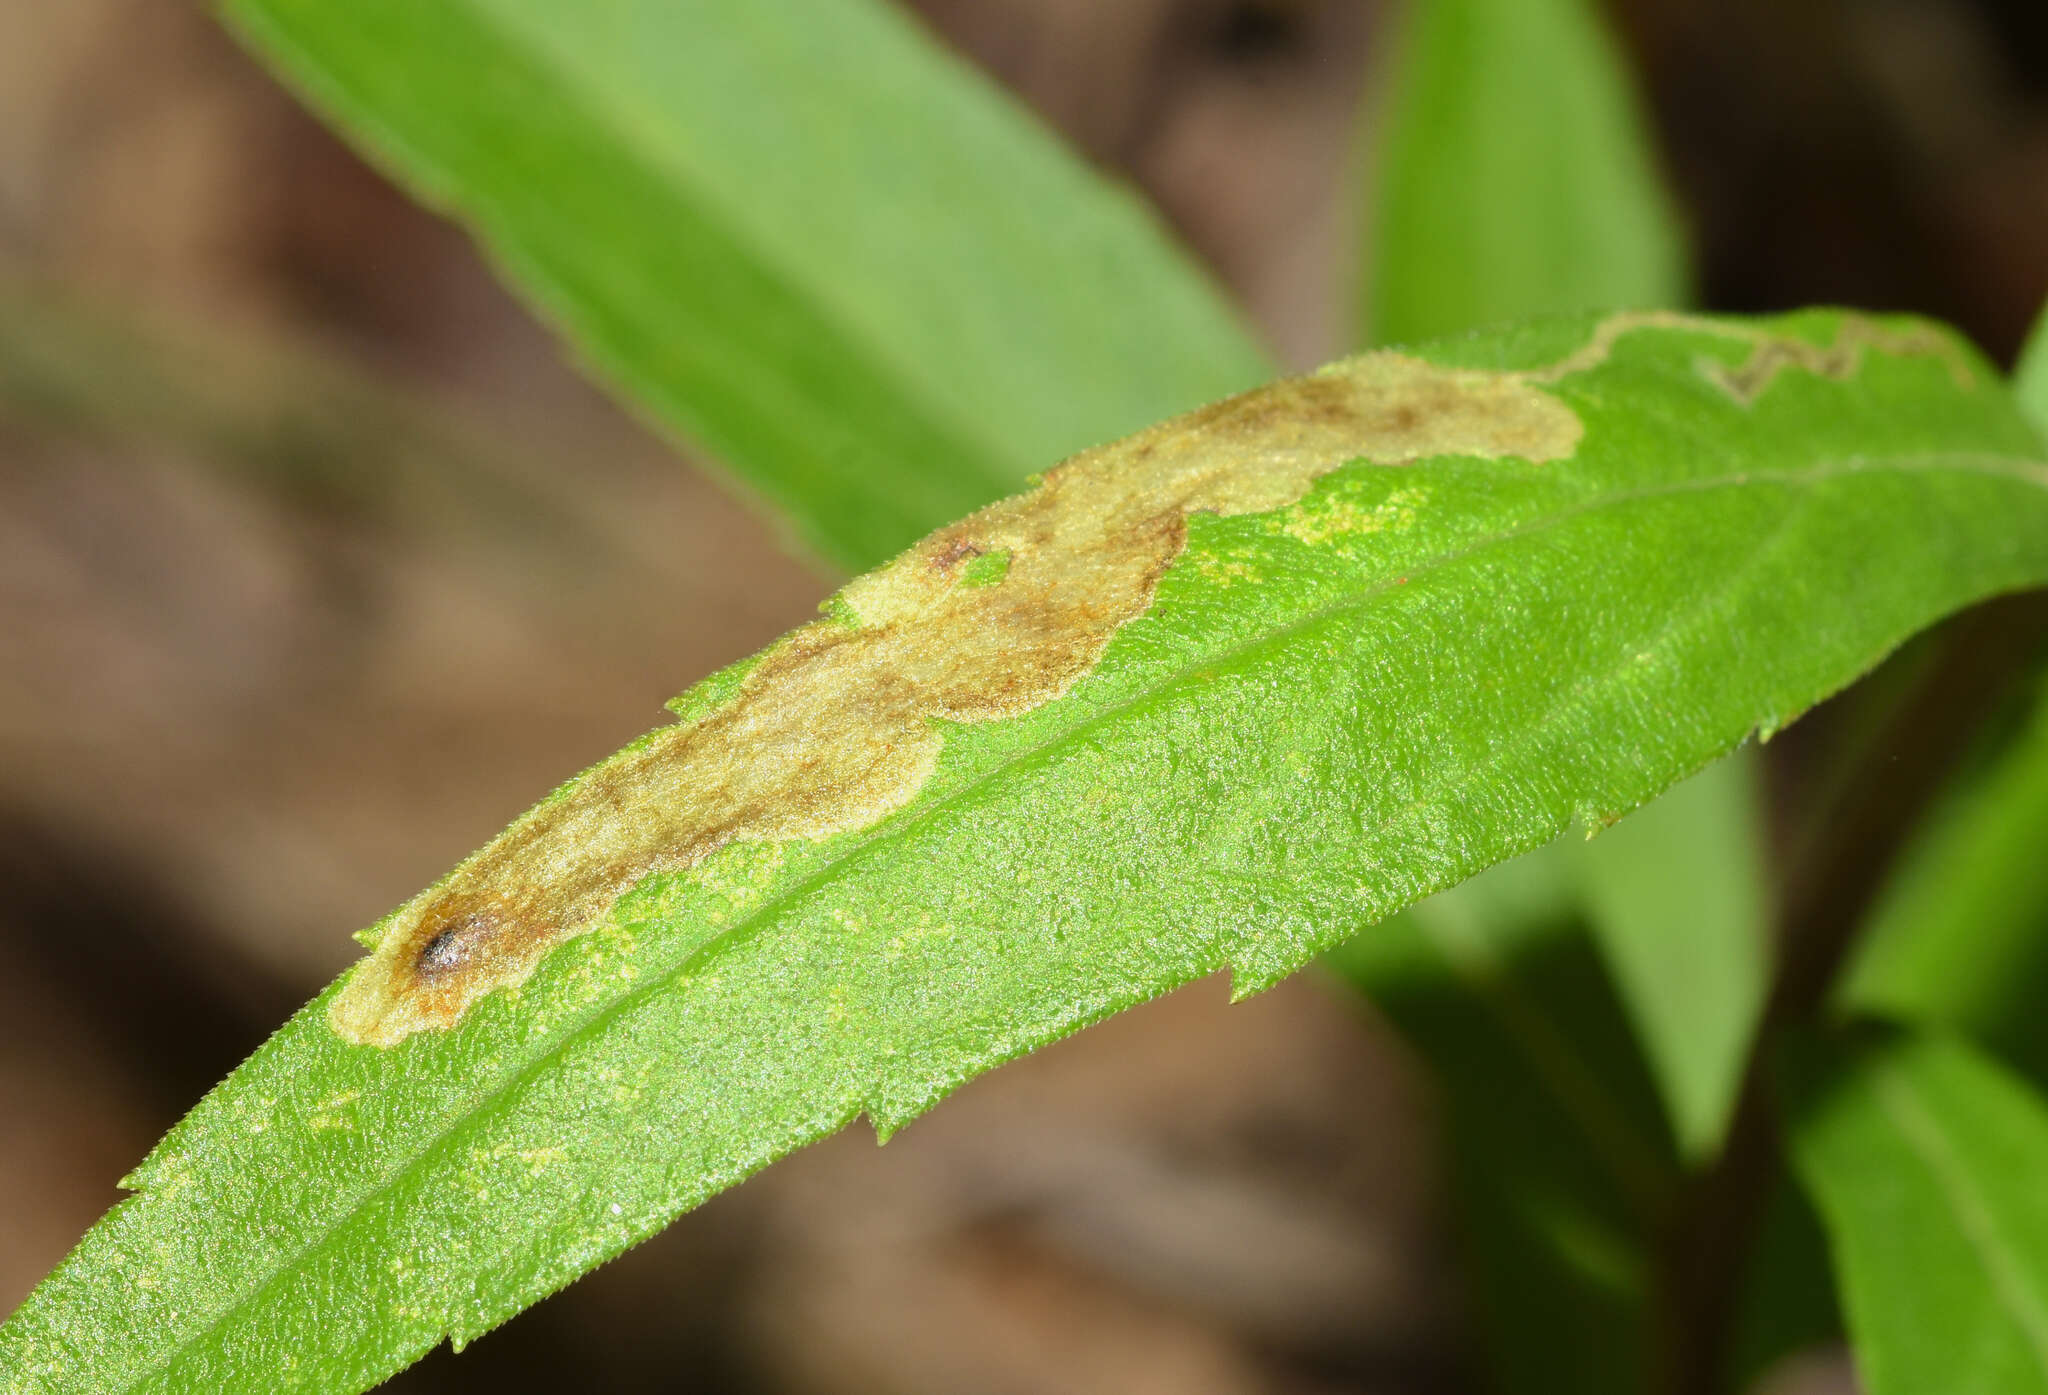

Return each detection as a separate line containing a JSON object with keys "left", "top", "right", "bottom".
{"left": 0, "top": 1, "right": 2043, "bottom": 1391}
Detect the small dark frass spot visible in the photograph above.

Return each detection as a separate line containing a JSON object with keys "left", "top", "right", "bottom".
{"left": 416, "top": 922, "right": 475, "bottom": 977}
{"left": 930, "top": 536, "right": 987, "bottom": 573}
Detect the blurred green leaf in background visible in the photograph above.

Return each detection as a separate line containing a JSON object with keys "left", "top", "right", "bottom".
{"left": 2017, "top": 304, "right": 2048, "bottom": 436}
{"left": 1574, "top": 755, "right": 1769, "bottom": 1163}
{"left": 223, "top": 0, "right": 1274, "bottom": 571}
{"left": 1785, "top": 1030, "right": 2048, "bottom": 1395}
{"left": 1362, "top": 0, "right": 1687, "bottom": 347}
{"left": 1841, "top": 668, "right": 2048, "bottom": 1085}
{"left": 1326, "top": 852, "right": 1680, "bottom": 1395}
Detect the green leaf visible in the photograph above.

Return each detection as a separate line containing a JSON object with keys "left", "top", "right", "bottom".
{"left": 222, "top": 0, "right": 1272, "bottom": 570}
{"left": 1355, "top": 0, "right": 1763, "bottom": 1167}
{"left": 6, "top": 310, "right": 2046, "bottom": 1392}
{"left": 1575, "top": 754, "right": 1769, "bottom": 1159}
{"left": 1325, "top": 856, "right": 1677, "bottom": 1395}
{"left": 1839, "top": 668, "right": 2048, "bottom": 1082}
{"left": 1363, "top": 0, "right": 1688, "bottom": 346}
{"left": 1782, "top": 1030, "right": 2048, "bottom": 1395}
{"left": 1724, "top": 1169, "right": 1843, "bottom": 1390}
{"left": 2019, "top": 304, "right": 2048, "bottom": 439}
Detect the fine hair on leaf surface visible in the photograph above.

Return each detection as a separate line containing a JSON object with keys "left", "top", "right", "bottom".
{"left": 6, "top": 309, "right": 2048, "bottom": 1394}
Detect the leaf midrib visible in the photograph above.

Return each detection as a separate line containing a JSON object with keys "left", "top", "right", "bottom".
{"left": 139, "top": 447, "right": 2048, "bottom": 1388}
{"left": 1869, "top": 1056, "right": 2048, "bottom": 1386}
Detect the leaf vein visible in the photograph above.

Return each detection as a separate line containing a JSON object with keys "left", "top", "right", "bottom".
{"left": 135, "top": 446, "right": 2048, "bottom": 1384}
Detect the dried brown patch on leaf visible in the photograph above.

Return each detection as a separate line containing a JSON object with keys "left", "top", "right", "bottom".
{"left": 1528, "top": 309, "right": 1977, "bottom": 401}
{"left": 329, "top": 353, "right": 1581, "bottom": 1045}
{"left": 329, "top": 313, "right": 1981, "bottom": 1045}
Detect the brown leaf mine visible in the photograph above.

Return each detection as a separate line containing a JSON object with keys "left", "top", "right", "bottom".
{"left": 1524, "top": 309, "right": 1976, "bottom": 401}
{"left": 1698, "top": 317, "right": 1970, "bottom": 403}
{"left": 329, "top": 351, "right": 1581, "bottom": 1044}
{"left": 334, "top": 312, "right": 1966, "bottom": 1046}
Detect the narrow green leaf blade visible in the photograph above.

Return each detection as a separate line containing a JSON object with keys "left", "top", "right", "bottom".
{"left": 1364, "top": 0, "right": 1687, "bottom": 346}
{"left": 1326, "top": 857, "right": 1677, "bottom": 1395}
{"left": 1840, "top": 670, "right": 2048, "bottom": 1081}
{"left": 222, "top": 0, "right": 1272, "bottom": 569}
{"left": 1783, "top": 1030, "right": 2048, "bottom": 1395}
{"left": 6, "top": 311, "right": 2045, "bottom": 1393}
{"left": 2019, "top": 304, "right": 2048, "bottom": 439}
{"left": 1576, "top": 755, "right": 1769, "bottom": 1158}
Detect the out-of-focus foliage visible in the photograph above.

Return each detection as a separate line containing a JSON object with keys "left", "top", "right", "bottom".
{"left": 1723, "top": 1176, "right": 1843, "bottom": 1392}
{"left": 2017, "top": 305, "right": 2048, "bottom": 437}
{"left": 222, "top": 0, "right": 1273, "bottom": 570}
{"left": 1362, "top": 0, "right": 1686, "bottom": 346}
{"left": 1784, "top": 1030, "right": 2048, "bottom": 1395}
{"left": 1574, "top": 755, "right": 1768, "bottom": 1161}
{"left": 1841, "top": 665, "right": 2048, "bottom": 1082}
{"left": 1326, "top": 852, "right": 1678, "bottom": 1395}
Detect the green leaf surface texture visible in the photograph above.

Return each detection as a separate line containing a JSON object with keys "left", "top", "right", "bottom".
{"left": 1353, "top": 0, "right": 1768, "bottom": 1167}
{"left": 1783, "top": 1030, "right": 2048, "bottom": 1395}
{"left": 6, "top": 310, "right": 2046, "bottom": 1393}
{"left": 1840, "top": 669, "right": 2048, "bottom": 1082}
{"left": 1364, "top": 0, "right": 1687, "bottom": 346}
{"left": 1576, "top": 754, "right": 1769, "bottom": 1159}
{"left": 221, "top": 0, "right": 1272, "bottom": 570}
{"left": 1344, "top": 3, "right": 1757, "bottom": 1380}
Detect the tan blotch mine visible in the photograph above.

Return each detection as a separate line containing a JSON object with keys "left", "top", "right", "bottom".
{"left": 328, "top": 353, "right": 1579, "bottom": 1044}
{"left": 329, "top": 311, "right": 1969, "bottom": 1045}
